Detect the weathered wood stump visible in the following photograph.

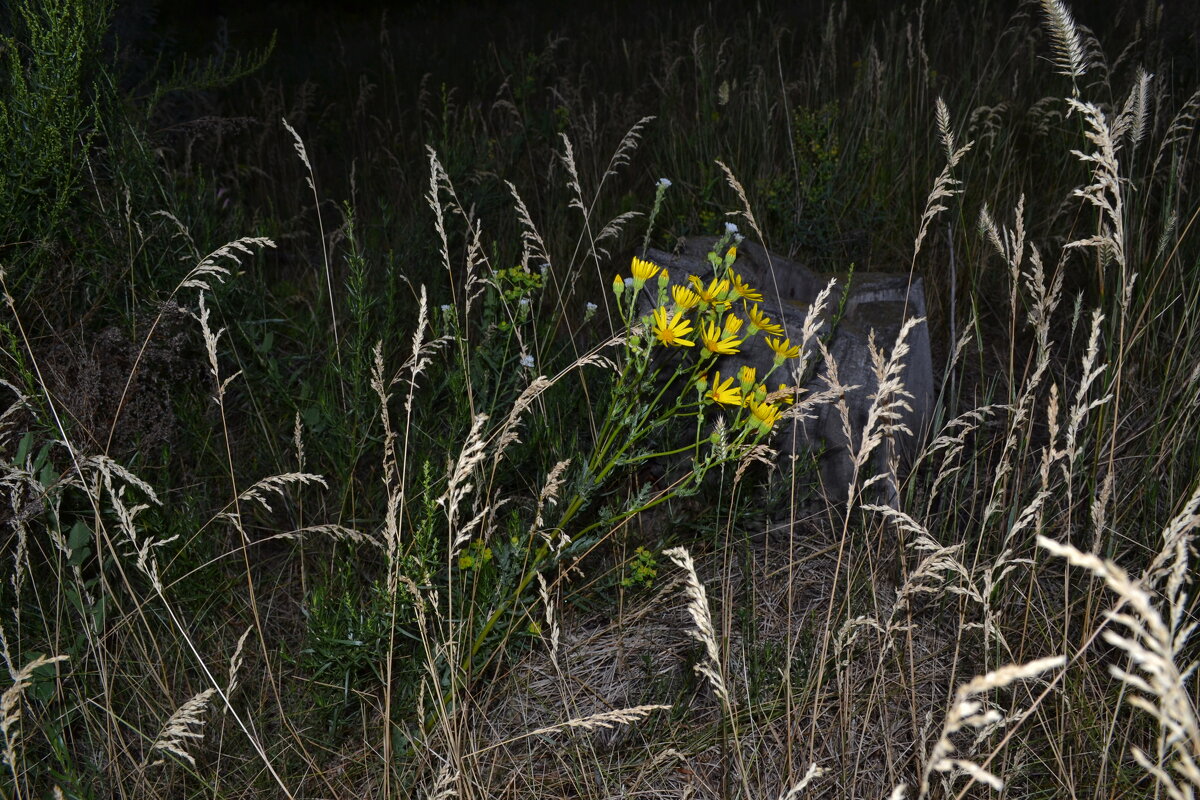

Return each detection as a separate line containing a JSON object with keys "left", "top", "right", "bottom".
{"left": 643, "top": 236, "right": 933, "bottom": 501}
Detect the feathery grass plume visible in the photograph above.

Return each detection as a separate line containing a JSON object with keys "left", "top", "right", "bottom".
{"left": 196, "top": 291, "right": 240, "bottom": 403}
{"left": 734, "top": 442, "right": 777, "bottom": 485}
{"left": 0, "top": 379, "right": 30, "bottom": 447}
{"left": 1, "top": 651, "right": 68, "bottom": 774}
{"left": 147, "top": 688, "right": 217, "bottom": 768}
{"left": 602, "top": 115, "right": 655, "bottom": 183}
{"left": 914, "top": 99, "right": 972, "bottom": 259}
{"left": 1062, "top": 309, "right": 1111, "bottom": 486}
{"left": 225, "top": 627, "right": 252, "bottom": 701}
{"left": 1114, "top": 67, "right": 1153, "bottom": 151}
{"left": 529, "top": 459, "right": 571, "bottom": 548}
{"left": 281, "top": 118, "right": 339, "bottom": 364}
{"left": 787, "top": 277, "right": 837, "bottom": 380}
{"left": 849, "top": 504, "right": 993, "bottom": 674}
{"left": 100, "top": 231, "right": 273, "bottom": 457}
{"left": 920, "top": 405, "right": 1008, "bottom": 508}
{"left": 470, "top": 705, "right": 670, "bottom": 757}
{"left": 506, "top": 180, "right": 551, "bottom": 269}
{"left": 852, "top": 317, "right": 923, "bottom": 502}
{"left": 292, "top": 412, "right": 305, "bottom": 472}
{"left": 179, "top": 235, "right": 276, "bottom": 293}
{"left": 88, "top": 455, "right": 170, "bottom": 591}
{"left": 268, "top": 524, "right": 379, "bottom": 547}
{"left": 425, "top": 145, "right": 453, "bottom": 277}
{"left": 372, "top": 342, "right": 404, "bottom": 596}
{"left": 862, "top": 505, "right": 973, "bottom": 622}
{"left": 815, "top": 336, "right": 857, "bottom": 458}
{"left": 775, "top": 763, "right": 827, "bottom": 800}
{"left": 536, "top": 573, "right": 560, "bottom": 668}
{"left": 1040, "top": 506, "right": 1200, "bottom": 799}
{"left": 1040, "top": 0, "right": 1089, "bottom": 89}
{"left": 1024, "top": 249, "right": 1062, "bottom": 367}
{"left": 1065, "top": 99, "right": 1128, "bottom": 275}
{"left": 1, "top": 470, "right": 33, "bottom": 605}
{"left": 1089, "top": 470, "right": 1115, "bottom": 552}
{"left": 491, "top": 375, "right": 552, "bottom": 462}
{"left": 425, "top": 762, "right": 459, "bottom": 800}
{"left": 440, "top": 413, "right": 491, "bottom": 556}
{"left": 983, "top": 247, "right": 1062, "bottom": 528}
{"left": 920, "top": 656, "right": 1065, "bottom": 797}
{"left": 662, "top": 547, "right": 728, "bottom": 706}
{"left": 403, "top": 288, "right": 450, "bottom": 412}
{"left": 1151, "top": 86, "right": 1200, "bottom": 181}
{"left": 979, "top": 196, "right": 1026, "bottom": 369}
{"left": 559, "top": 132, "right": 585, "bottom": 215}
{"left": 218, "top": 472, "right": 327, "bottom": 519}
{"left": 716, "top": 159, "right": 765, "bottom": 243}
{"left": 591, "top": 210, "right": 644, "bottom": 261}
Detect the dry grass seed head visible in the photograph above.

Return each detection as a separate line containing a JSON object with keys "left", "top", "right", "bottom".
{"left": 1040, "top": 0, "right": 1089, "bottom": 85}
{"left": 920, "top": 655, "right": 1065, "bottom": 797}
{"left": 147, "top": 688, "right": 217, "bottom": 768}
{"left": 1, "top": 653, "right": 68, "bottom": 771}
{"left": 1040, "top": 527, "right": 1200, "bottom": 799}
{"left": 662, "top": 546, "right": 729, "bottom": 707}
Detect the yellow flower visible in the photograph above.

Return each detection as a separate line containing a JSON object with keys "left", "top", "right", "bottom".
{"left": 722, "top": 313, "right": 745, "bottom": 336}
{"left": 612, "top": 274, "right": 624, "bottom": 297}
{"left": 776, "top": 383, "right": 796, "bottom": 405}
{"left": 630, "top": 256, "right": 660, "bottom": 289}
{"left": 651, "top": 306, "right": 695, "bottom": 347}
{"left": 729, "top": 272, "right": 763, "bottom": 302}
{"left": 706, "top": 371, "right": 742, "bottom": 406}
{"left": 688, "top": 275, "right": 732, "bottom": 309}
{"left": 766, "top": 336, "right": 802, "bottom": 361}
{"left": 738, "top": 365, "right": 756, "bottom": 393}
{"left": 745, "top": 304, "right": 784, "bottom": 336}
{"left": 746, "top": 398, "right": 782, "bottom": 435}
{"left": 671, "top": 284, "right": 701, "bottom": 311}
{"left": 700, "top": 320, "right": 744, "bottom": 355}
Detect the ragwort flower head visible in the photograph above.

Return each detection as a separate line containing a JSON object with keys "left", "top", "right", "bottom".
{"left": 651, "top": 306, "right": 695, "bottom": 347}
{"left": 671, "top": 284, "right": 701, "bottom": 311}
{"left": 700, "top": 320, "right": 744, "bottom": 356}
{"left": 766, "top": 336, "right": 802, "bottom": 362}
{"left": 729, "top": 272, "right": 763, "bottom": 302}
{"left": 746, "top": 398, "right": 782, "bottom": 435}
{"left": 706, "top": 371, "right": 742, "bottom": 406}
{"left": 630, "top": 256, "right": 660, "bottom": 290}
{"left": 738, "top": 365, "right": 756, "bottom": 393}
{"left": 688, "top": 275, "right": 732, "bottom": 310}
{"left": 745, "top": 304, "right": 784, "bottom": 336}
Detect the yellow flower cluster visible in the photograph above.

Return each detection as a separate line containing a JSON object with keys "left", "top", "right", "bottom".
{"left": 610, "top": 254, "right": 804, "bottom": 436}
{"left": 701, "top": 366, "right": 786, "bottom": 433}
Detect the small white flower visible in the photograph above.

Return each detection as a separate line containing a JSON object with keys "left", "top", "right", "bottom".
{"left": 440, "top": 304, "right": 451, "bottom": 314}
{"left": 519, "top": 297, "right": 530, "bottom": 307}
{"left": 724, "top": 221, "right": 739, "bottom": 235}
{"left": 624, "top": 277, "right": 634, "bottom": 290}
{"left": 658, "top": 177, "right": 672, "bottom": 188}
{"left": 586, "top": 301, "right": 598, "bottom": 314}
{"left": 519, "top": 354, "right": 535, "bottom": 369}
{"left": 539, "top": 262, "right": 550, "bottom": 276}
